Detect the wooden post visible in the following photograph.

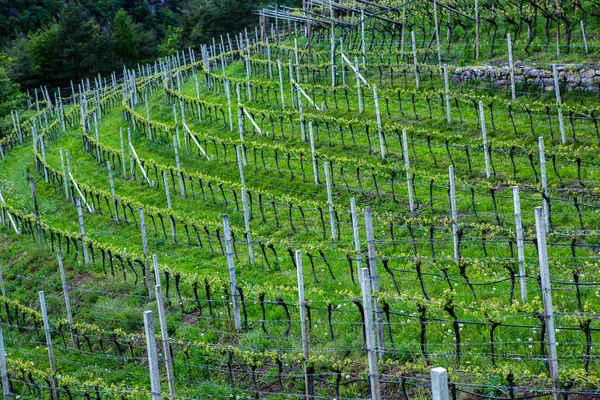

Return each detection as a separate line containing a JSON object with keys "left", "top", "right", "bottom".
{"left": 443, "top": 65, "right": 451, "bottom": 123}
{"left": 330, "top": 25, "right": 336, "bottom": 87}
{"left": 478, "top": 101, "right": 491, "bottom": 178}
{"left": 194, "top": 74, "right": 203, "bottom": 123}
{"left": 433, "top": 0, "right": 442, "bottom": 68}
{"left": 296, "top": 84, "right": 306, "bottom": 142}
{"left": 360, "top": 9, "right": 366, "bottom": 64}
{"left": 236, "top": 146, "right": 254, "bottom": 265}
{"left": 296, "top": 250, "right": 314, "bottom": 398}
{"left": 364, "top": 206, "right": 385, "bottom": 358}
{"left": 0, "top": 315, "right": 11, "bottom": 399}
{"left": 225, "top": 80, "right": 233, "bottom": 131}
{"left": 355, "top": 57, "right": 363, "bottom": 113}
{"left": 431, "top": 367, "right": 449, "bottom": 400}
{"left": 534, "top": 207, "right": 559, "bottom": 400}
{"left": 138, "top": 208, "right": 154, "bottom": 300}
{"left": 120, "top": 128, "right": 127, "bottom": 178}
{"left": 143, "top": 311, "right": 162, "bottom": 400}
{"left": 39, "top": 291, "right": 60, "bottom": 399}
{"left": 308, "top": 122, "right": 319, "bottom": 185}
{"left": 277, "top": 60, "right": 285, "bottom": 109}
{"left": 163, "top": 172, "right": 177, "bottom": 242}
{"left": 402, "top": 129, "right": 415, "bottom": 213}
{"left": 74, "top": 197, "right": 89, "bottom": 259}
{"left": 507, "top": 33, "right": 516, "bottom": 99}
{"left": 266, "top": 37, "right": 273, "bottom": 79}
{"left": 40, "top": 136, "right": 49, "bottom": 182}
{"left": 57, "top": 251, "right": 77, "bottom": 348}
{"left": 449, "top": 166, "right": 459, "bottom": 261}
{"left": 60, "top": 149, "right": 69, "bottom": 200}
{"left": 359, "top": 268, "right": 381, "bottom": 400}
{"left": 538, "top": 137, "right": 550, "bottom": 232}
{"left": 373, "top": 87, "right": 385, "bottom": 159}
{"left": 30, "top": 177, "right": 43, "bottom": 247}
{"left": 555, "top": 0, "right": 560, "bottom": 57}
{"left": 581, "top": 21, "right": 588, "bottom": 54}
{"left": 340, "top": 38, "right": 347, "bottom": 87}
{"left": 145, "top": 92, "right": 152, "bottom": 141}
{"left": 127, "top": 128, "right": 136, "bottom": 180}
{"left": 512, "top": 186, "right": 527, "bottom": 304}
{"left": 324, "top": 162, "right": 336, "bottom": 241}
{"left": 107, "top": 161, "right": 119, "bottom": 222}
{"left": 180, "top": 101, "right": 189, "bottom": 153}
{"left": 411, "top": 31, "right": 420, "bottom": 89}
{"left": 475, "top": 0, "right": 479, "bottom": 59}
{"left": 173, "top": 136, "right": 185, "bottom": 197}
{"left": 222, "top": 215, "right": 241, "bottom": 331}
{"left": 155, "top": 285, "right": 176, "bottom": 398}
{"left": 552, "top": 65, "right": 566, "bottom": 144}
{"left": 129, "top": 143, "right": 152, "bottom": 185}
{"left": 350, "top": 198, "right": 363, "bottom": 282}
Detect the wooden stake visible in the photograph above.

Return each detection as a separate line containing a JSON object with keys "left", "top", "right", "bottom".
{"left": 411, "top": 31, "right": 420, "bottom": 89}
{"left": 29, "top": 177, "right": 43, "bottom": 247}
{"left": 475, "top": 0, "right": 479, "bottom": 59}
{"left": 127, "top": 128, "right": 136, "bottom": 180}
{"left": 236, "top": 146, "right": 254, "bottom": 265}
{"left": 295, "top": 250, "right": 314, "bottom": 398}
{"left": 538, "top": 137, "right": 550, "bottom": 232}
{"left": 534, "top": 207, "right": 559, "bottom": 400}
{"left": 39, "top": 291, "right": 60, "bottom": 399}
{"left": 143, "top": 311, "right": 162, "bottom": 400}
{"left": 581, "top": 21, "right": 588, "bottom": 54}
{"left": 155, "top": 285, "right": 176, "bottom": 398}
{"left": 512, "top": 186, "right": 527, "bottom": 304}
{"left": 359, "top": 268, "right": 381, "bottom": 400}
{"left": 145, "top": 92, "right": 152, "bottom": 140}
{"left": 402, "top": 129, "right": 415, "bottom": 213}
{"left": 433, "top": 0, "right": 442, "bottom": 68}
{"left": 478, "top": 101, "right": 491, "bottom": 178}
{"left": 431, "top": 367, "right": 449, "bottom": 400}
{"left": 107, "top": 161, "right": 119, "bottom": 222}
{"left": 443, "top": 65, "right": 451, "bottom": 123}
{"left": 373, "top": 87, "right": 385, "bottom": 159}
{"left": 360, "top": 10, "right": 366, "bottom": 64}
{"left": 552, "top": 65, "right": 566, "bottom": 144}
{"left": 225, "top": 80, "right": 233, "bottom": 131}
{"left": 0, "top": 314, "right": 11, "bottom": 399}
{"left": 507, "top": 33, "right": 516, "bottom": 99}
{"left": 364, "top": 206, "right": 385, "bottom": 358}
{"left": 266, "top": 37, "right": 273, "bottom": 79}
{"left": 60, "top": 149, "right": 69, "bottom": 200}
{"left": 308, "top": 122, "right": 319, "bottom": 185}
{"left": 138, "top": 208, "right": 154, "bottom": 300}
{"left": 57, "top": 251, "right": 77, "bottom": 348}
{"left": 173, "top": 136, "right": 185, "bottom": 197}
{"left": 449, "top": 166, "right": 459, "bottom": 261}
{"left": 163, "top": 172, "right": 176, "bottom": 242}
{"left": 222, "top": 215, "right": 241, "bottom": 331}
{"left": 277, "top": 60, "right": 285, "bottom": 109}
{"left": 129, "top": 143, "right": 152, "bottom": 185}
{"left": 355, "top": 57, "right": 363, "bottom": 113}
{"left": 120, "top": 128, "right": 127, "bottom": 178}
{"left": 350, "top": 198, "right": 363, "bottom": 281}
{"left": 324, "top": 162, "right": 336, "bottom": 241}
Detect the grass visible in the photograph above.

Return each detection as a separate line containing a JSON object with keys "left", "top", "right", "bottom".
{"left": 0, "top": 13, "right": 600, "bottom": 399}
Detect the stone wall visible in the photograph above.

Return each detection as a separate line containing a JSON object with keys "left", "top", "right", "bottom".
{"left": 453, "top": 64, "right": 600, "bottom": 92}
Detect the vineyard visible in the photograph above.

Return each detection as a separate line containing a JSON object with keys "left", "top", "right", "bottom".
{"left": 1, "top": 0, "right": 600, "bottom": 398}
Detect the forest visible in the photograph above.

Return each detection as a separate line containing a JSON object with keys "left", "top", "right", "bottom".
{"left": 0, "top": 0, "right": 294, "bottom": 132}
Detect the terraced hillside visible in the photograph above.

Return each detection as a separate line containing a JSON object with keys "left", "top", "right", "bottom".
{"left": 1, "top": 0, "right": 600, "bottom": 398}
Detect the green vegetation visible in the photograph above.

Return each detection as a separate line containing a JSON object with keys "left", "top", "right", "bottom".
{"left": 0, "top": 0, "right": 600, "bottom": 398}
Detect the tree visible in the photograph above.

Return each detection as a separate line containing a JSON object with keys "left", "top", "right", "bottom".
{"left": 113, "top": 9, "right": 140, "bottom": 64}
